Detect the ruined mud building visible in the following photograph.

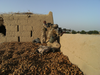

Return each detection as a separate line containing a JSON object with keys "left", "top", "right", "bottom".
{"left": 0, "top": 11, "right": 54, "bottom": 43}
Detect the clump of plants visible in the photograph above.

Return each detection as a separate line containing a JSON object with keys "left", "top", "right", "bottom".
{"left": 87, "top": 30, "right": 99, "bottom": 34}
{"left": 72, "top": 30, "right": 77, "bottom": 34}
{"left": 80, "top": 30, "right": 87, "bottom": 34}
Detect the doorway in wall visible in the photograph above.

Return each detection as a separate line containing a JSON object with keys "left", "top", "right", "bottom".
{"left": 18, "top": 36, "right": 20, "bottom": 42}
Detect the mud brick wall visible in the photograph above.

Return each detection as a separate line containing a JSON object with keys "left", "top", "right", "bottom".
{"left": 0, "top": 11, "right": 54, "bottom": 43}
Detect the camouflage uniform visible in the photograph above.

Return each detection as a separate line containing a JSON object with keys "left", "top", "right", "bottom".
{"left": 46, "top": 24, "right": 52, "bottom": 42}
{"left": 36, "top": 45, "right": 51, "bottom": 55}
{"left": 41, "top": 22, "right": 47, "bottom": 44}
{"left": 47, "top": 24, "right": 61, "bottom": 52}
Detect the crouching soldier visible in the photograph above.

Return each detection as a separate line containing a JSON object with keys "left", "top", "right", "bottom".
{"left": 46, "top": 24, "right": 62, "bottom": 52}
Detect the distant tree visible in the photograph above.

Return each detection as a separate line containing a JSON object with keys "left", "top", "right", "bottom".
{"left": 87, "top": 31, "right": 93, "bottom": 34}
{"left": 66, "top": 32, "right": 70, "bottom": 34}
{"left": 66, "top": 29, "right": 71, "bottom": 32}
{"left": 80, "top": 30, "right": 86, "bottom": 34}
{"left": 93, "top": 30, "right": 99, "bottom": 34}
{"left": 62, "top": 28, "right": 67, "bottom": 32}
{"left": 68, "top": 29, "right": 71, "bottom": 32}
{"left": 87, "top": 30, "right": 99, "bottom": 34}
{"left": 72, "top": 30, "right": 77, "bottom": 34}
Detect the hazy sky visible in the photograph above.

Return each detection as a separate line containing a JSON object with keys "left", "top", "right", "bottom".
{"left": 0, "top": 0, "right": 100, "bottom": 31}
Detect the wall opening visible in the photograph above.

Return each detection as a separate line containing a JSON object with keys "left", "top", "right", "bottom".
{"left": 30, "top": 31, "right": 32, "bottom": 37}
{"left": 0, "top": 25, "right": 6, "bottom": 36}
{"left": 0, "top": 17, "right": 6, "bottom": 36}
{"left": 17, "top": 25, "right": 19, "bottom": 32}
{"left": 18, "top": 36, "right": 20, "bottom": 42}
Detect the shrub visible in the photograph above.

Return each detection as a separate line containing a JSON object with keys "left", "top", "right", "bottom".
{"left": 80, "top": 30, "right": 86, "bottom": 34}
{"left": 87, "top": 31, "right": 93, "bottom": 34}
{"left": 93, "top": 30, "right": 99, "bottom": 34}
{"left": 66, "top": 32, "right": 70, "bottom": 34}
{"left": 87, "top": 30, "right": 99, "bottom": 34}
{"left": 62, "top": 28, "right": 67, "bottom": 32}
{"left": 72, "top": 30, "right": 77, "bottom": 34}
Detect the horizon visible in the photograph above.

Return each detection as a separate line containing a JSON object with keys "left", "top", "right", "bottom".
{"left": 0, "top": 0, "right": 100, "bottom": 31}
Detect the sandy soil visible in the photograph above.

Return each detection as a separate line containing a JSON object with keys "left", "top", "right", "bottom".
{"left": 60, "top": 34, "right": 100, "bottom": 75}
{"left": 0, "top": 42, "right": 84, "bottom": 75}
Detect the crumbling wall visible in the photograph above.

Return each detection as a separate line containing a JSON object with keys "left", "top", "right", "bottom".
{"left": 0, "top": 11, "right": 53, "bottom": 43}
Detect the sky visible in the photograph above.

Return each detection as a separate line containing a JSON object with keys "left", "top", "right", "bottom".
{"left": 0, "top": 0, "right": 100, "bottom": 31}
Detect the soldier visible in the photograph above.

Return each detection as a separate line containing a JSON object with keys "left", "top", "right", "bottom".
{"left": 35, "top": 24, "right": 63, "bottom": 55}
{"left": 46, "top": 23, "right": 53, "bottom": 42}
{"left": 41, "top": 21, "right": 48, "bottom": 44}
{"left": 46, "top": 24, "right": 62, "bottom": 52}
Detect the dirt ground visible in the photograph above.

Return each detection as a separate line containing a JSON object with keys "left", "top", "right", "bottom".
{"left": 0, "top": 42, "right": 84, "bottom": 75}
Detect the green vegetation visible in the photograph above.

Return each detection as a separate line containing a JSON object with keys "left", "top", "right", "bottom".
{"left": 87, "top": 30, "right": 99, "bottom": 34}
{"left": 66, "top": 32, "right": 70, "bottom": 34}
{"left": 62, "top": 28, "right": 67, "bottom": 32}
{"left": 93, "top": 30, "right": 99, "bottom": 34}
{"left": 87, "top": 31, "right": 93, "bottom": 34}
{"left": 80, "top": 30, "right": 87, "bottom": 34}
{"left": 62, "top": 27, "right": 99, "bottom": 35}
{"left": 72, "top": 30, "right": 77, "bottom": 34}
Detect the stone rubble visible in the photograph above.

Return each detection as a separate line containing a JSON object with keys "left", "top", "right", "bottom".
{"left": 0, "top": 42, "right": 84, "bottom": 75}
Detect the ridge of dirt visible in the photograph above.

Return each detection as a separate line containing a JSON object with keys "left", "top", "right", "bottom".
{"left": 0, "top": 42, "right": 84, "bottom": 75}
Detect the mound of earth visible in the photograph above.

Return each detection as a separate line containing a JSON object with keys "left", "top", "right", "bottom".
{"left": 0, "top": 42, "right": 84, "bottom": 75}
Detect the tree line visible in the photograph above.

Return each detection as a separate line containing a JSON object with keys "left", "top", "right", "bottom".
{"left": 62, "top": 28, "right": 100, "bottom": 34}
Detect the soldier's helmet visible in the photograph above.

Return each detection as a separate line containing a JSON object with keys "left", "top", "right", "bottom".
{"left": 52, "top": 24, "right": 58, "bottom": 29}
{"left": 43, "top": 21, "right": 46, "bottom": 24}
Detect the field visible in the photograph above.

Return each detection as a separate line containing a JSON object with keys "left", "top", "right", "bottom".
{"left": 60, "top": 34, "right": 100, "bottom": 75}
